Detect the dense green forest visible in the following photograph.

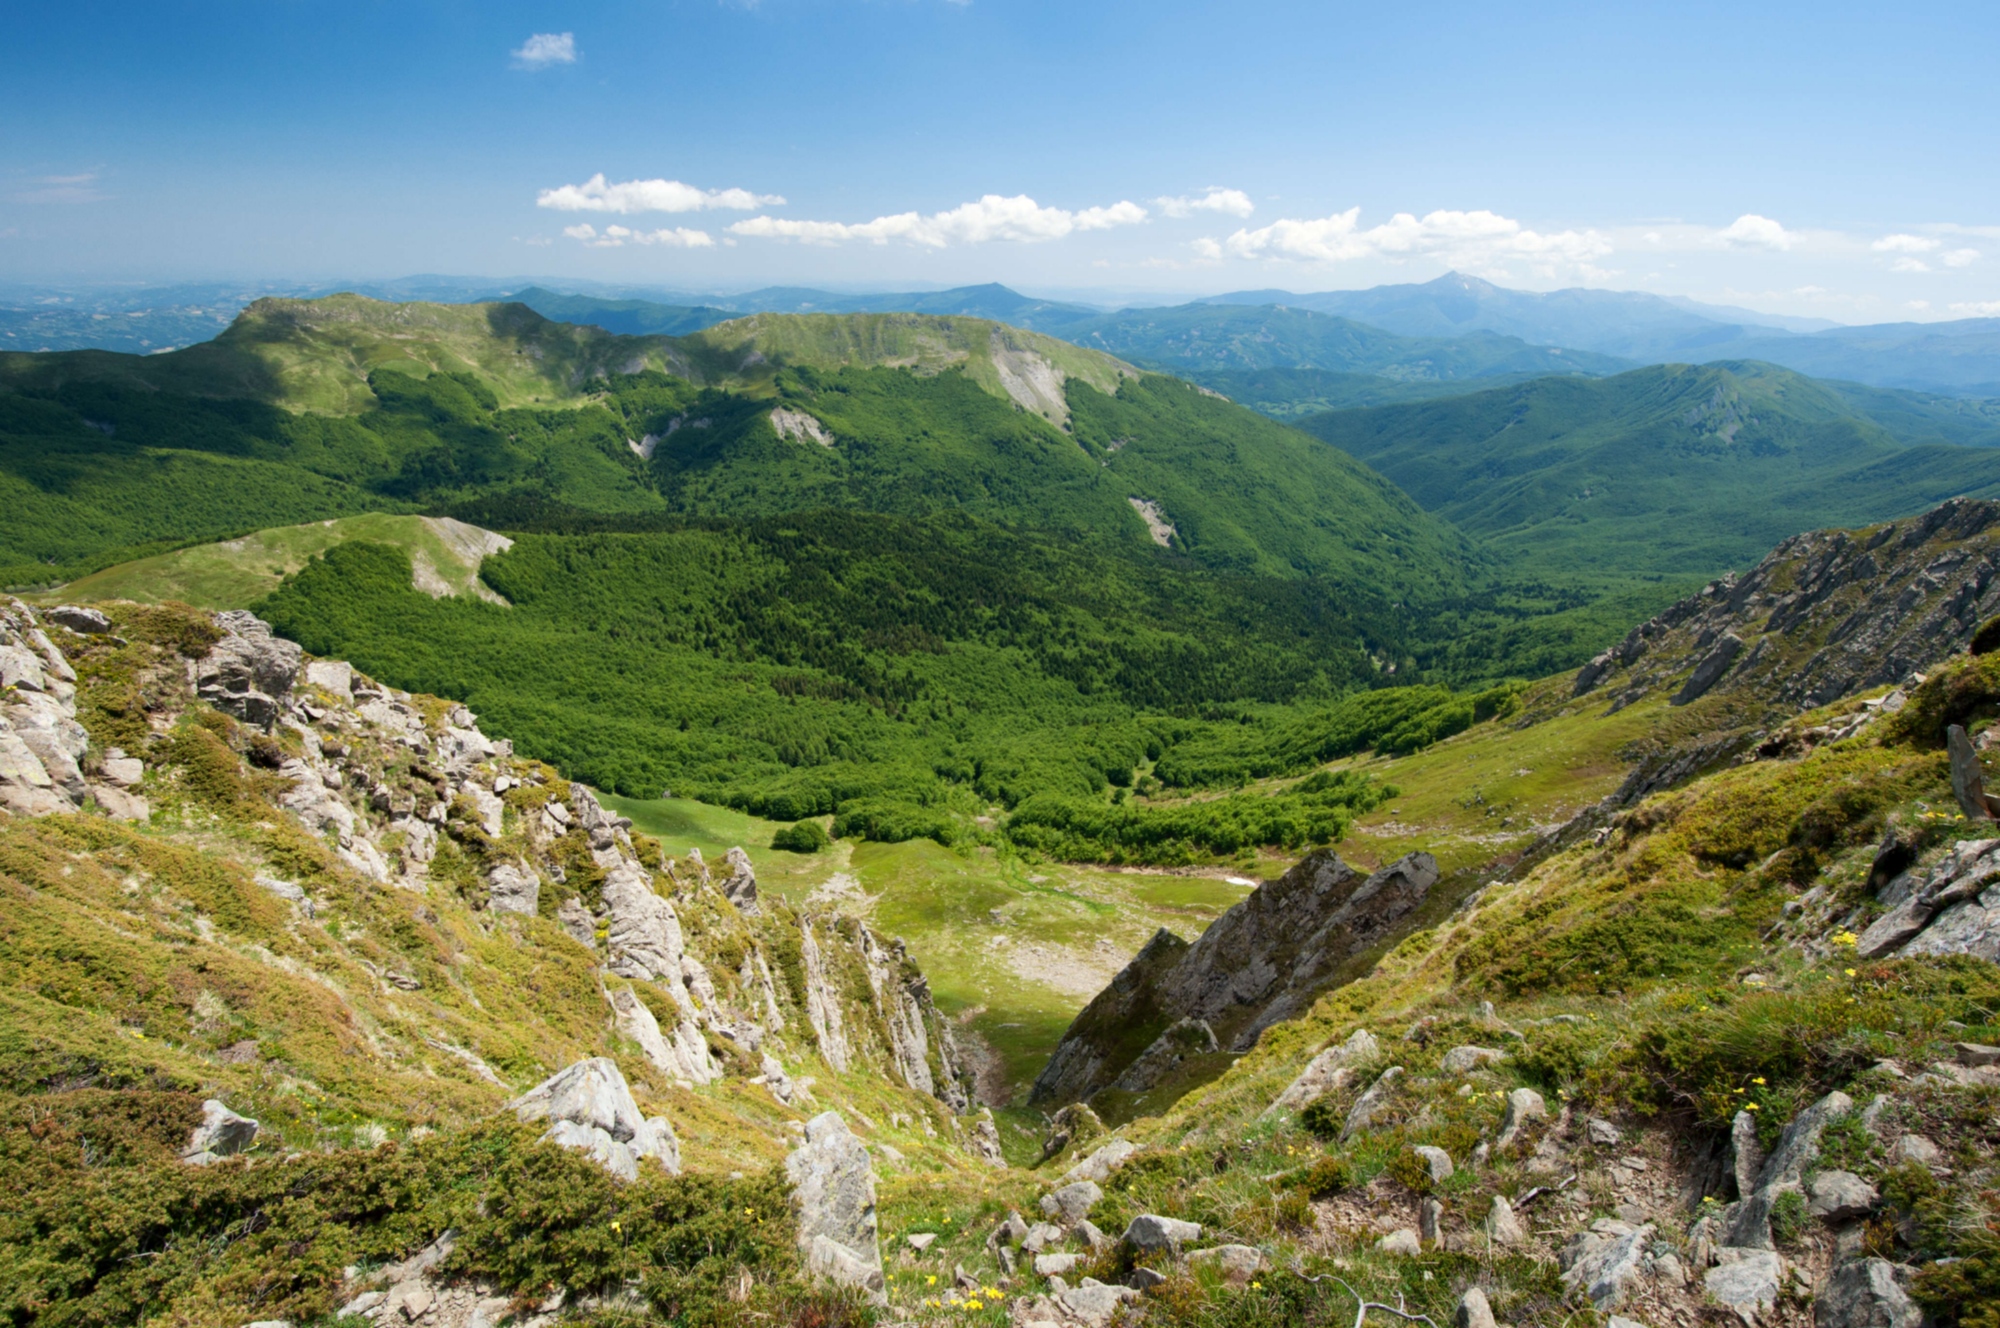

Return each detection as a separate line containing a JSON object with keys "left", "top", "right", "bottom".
{"left": 254, "top": 518, "right": 1590, "bottom": 863}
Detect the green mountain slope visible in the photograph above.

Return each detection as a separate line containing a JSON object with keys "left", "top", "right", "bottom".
{"left": 0, "top": 296, "right": 1468, "bottom": 595}
{"left": 1298, "top": 360, "right": 2000, "bottom": 574}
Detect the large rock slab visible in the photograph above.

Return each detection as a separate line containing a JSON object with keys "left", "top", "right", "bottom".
{"left": 181, "top": 1099, "right": 259, "bottom": 1164}
{"left": 1814, "top": 1258, "right": 1921, "bottom": 1328}
{"left": 1266, "top": 1028, "right": 1377, "bottom": 1115}
{"left": 1030, "top": 850, "right": 1435, "bottom": 1107}
{"left": 1705, "top": 1247, "right": 1783, "bottom": 1324}
{"left": 1062, "top": 1137, "right": 1139, "bottom": 1184}
{"left": 508, "top": 1057, "right": 679, "bottom": 1181}
{"left": 787, "top": 1111, "right": 885, "bottom": 1305}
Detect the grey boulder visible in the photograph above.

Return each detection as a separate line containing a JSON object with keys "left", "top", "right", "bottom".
{"left": 1186, "top": 1244, "right": 1263, "bottom": 1283}
{"left": 1808, "top": 1170, "right": 1879, "bottom": 1223}
{"left": 1495, "top": 1086, "right": 1547, "bottom": 1148}
{"left": 1040, "top": 1179, "right": 1103, "bottom": 1225}
{"left": 1560, "top": 1220, "right": 1653, "bottom": 1309}
{"left": 787, "top": 1111, "right": 885, "bottom": 1305}
{"left": 1814, "top": 1258, "right": 1921, "bottom": 1328}
{"left": 1122, "top": 1213, "right": 1201, "bottom": 1254}
{"left": 181, "top": 1098, "right": 259, "bottom": 1164}
{"left": 1439, "top": 1045, "right": 1506, "bottom": 1075}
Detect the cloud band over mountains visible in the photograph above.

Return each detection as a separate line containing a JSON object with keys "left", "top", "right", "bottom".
{"left": 729, "top": 195, "right": 1148, "bottom": 247}
{"left": 530, "top": 177, "right": 1987, "bottom": 308}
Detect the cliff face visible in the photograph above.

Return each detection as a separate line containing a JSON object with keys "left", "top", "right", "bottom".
{"left": 0, "top": 597, "right": 975, "bottom": 1158}
{"left": 1029, "top": 849, "right": 1437, "bottom": 1109}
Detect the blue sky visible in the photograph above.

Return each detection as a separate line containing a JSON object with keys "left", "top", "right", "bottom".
{"left": 5, "top": 0, "right": 1998, "bottom": 320}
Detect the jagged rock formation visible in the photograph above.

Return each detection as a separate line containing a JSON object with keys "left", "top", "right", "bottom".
{"left": 197, "top": 609, "right": 305, "bottom": 728}
{"left": 1573, "top": 497, "right": 2000, "bottom": 715}
{"left": 0, "top": 600, "right": 95, "bottom": 817}
{"left": 0, "top": 600, "right": 977, "bottom": 1138}
{"left": 1031, "top": 850, "right": 1436, "bottom": 1108}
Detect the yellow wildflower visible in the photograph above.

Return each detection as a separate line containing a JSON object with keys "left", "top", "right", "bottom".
{"left": 1746, "top": 1102, "right": 1760, "bottom": 1111}
{"left": 1845, "top": 968, "right": 1857, "bottom": 978}
{"left": 1751, "top": 1077, "right": 1765, "bottom": 1085}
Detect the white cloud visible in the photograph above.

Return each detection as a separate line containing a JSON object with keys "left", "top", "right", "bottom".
{"left": 728, "top": 194, "right": 1147, "bottom": 247}
{"left": 1191, "top": 237, "right": 1223, "bottom": 260}
{"left": 15, "top": 171, "right": 106, "bottom": 204}
{"left": 1155, "top": 187, "right": 1255, "bottom": 219}
{"left": 1944, "top": 248, "right": 1981, "bottom": 268}
{"left": 512, "top": 33, "right": 576, "bottom": 68}
{"left": 1951, "top": 300, "right": 2000, "bottom": 317}
{"left": 561, "top": 222, "right": 713, "bottom": 248}
{"left": 1219, "top": 206, "right": 1611, "bottom": 275}
{"left": 537, "top": 174, "right": 783, "bottom": 214}
{"left": 1889, "top": 257, "right": 1931, "bottom": 274}
{"left": 1717, "top": 214, "right": 1794, "bottom": 250}
{"left": 1873, "top": 233, "right": 1938, "bottom": 254}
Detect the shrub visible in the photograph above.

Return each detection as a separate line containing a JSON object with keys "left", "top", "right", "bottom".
{"left": 1770, "top": 1187, "right": 1809, "bottom": 1246}
{"left": 1299, "top": 1097, "right": 1346, "bottom": 1141}
{"left": 1289, "top": 1155, "right": 1354, "bottom": 1198}
{"left": 771, "top": 820, "right": 830, "bottom": 854}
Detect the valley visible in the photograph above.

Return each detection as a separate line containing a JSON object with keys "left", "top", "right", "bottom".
{"left": 4, "top": 288, "right": 2000, "bottom": 1328}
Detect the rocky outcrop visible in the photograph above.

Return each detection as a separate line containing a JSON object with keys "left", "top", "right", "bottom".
{"left": 1856, "top": 837, "right": 2000, "bottom": 962}
{"left": 508, "top": 1057, "right": 680, "bottom": 1181}
{"left": 1574, "top": 497, "right": 2000, "bottom": 715}
{"left": 787, "top": 1111, "right": 885, "bottom": 1304}
{"left": 721, "top": 845, "right": 759, "bottom": 914}
{"left": 196, "top": 611, "right": 303, "bottom": 728}
{"left": 4, "top": 597, "right": 979, "bottom": 1148}
{"left": 181, "top": 1099, "right": 259, "bottom": 1164}
{"left": 1725, "top": 1090, "right": 1852, "bottom": 1250}
{"left": 1030, "top": 850, "right": 1436, "bottom": 1108}
{"left": 0, "top": 601, "right": 94, "bottom": 817}
{"left": 1266, "top": 1027, "right": 1379, "bottom": 1115}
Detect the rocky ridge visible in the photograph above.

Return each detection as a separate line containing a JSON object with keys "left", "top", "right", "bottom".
{"left": 1572, "top": 497, "right": 2000, "bottom": 717}
{"left": 0, "top": 597, "right": 979, "bottom": 1161}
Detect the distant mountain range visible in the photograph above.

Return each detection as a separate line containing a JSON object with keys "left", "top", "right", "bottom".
{"left": 10, "top": 272, "right": 2000, "bottom": 399}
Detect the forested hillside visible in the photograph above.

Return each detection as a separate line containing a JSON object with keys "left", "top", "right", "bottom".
{"left": 1299, "top": 360, "right": 2000, "bottom": 574}
{"left": 250, "top": 514, "right": 1555, "bottom": 864}
{"left": 0, "top": 296, "right": 1468, "bottom": 592}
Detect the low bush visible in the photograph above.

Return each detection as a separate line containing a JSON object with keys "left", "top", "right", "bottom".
{"left": 771, "top": 820, "right": 831, "bottom": 854}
